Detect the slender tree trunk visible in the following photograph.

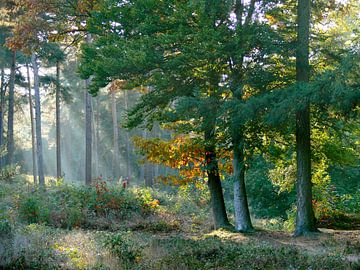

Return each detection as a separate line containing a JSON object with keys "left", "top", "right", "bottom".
{"left": 6, "top": 51, "right": 16, "bottom": 166}
{"left": 143, "top": 129, "right": 153, "bottom": 187}
{"left": 85, "top": 34, "right": 93, "bottom": 186}
{"left": 93, "top": 97, "right": 99, "bottom": 178}
{"left": 85, "top": 83, "right": 92, "bottom": 185}
{"left": 124, "top": 91, "right": 131, "bottom": 181}
{"left": 55, "top": 60, "right": 62, "bottom": 179}
{"left": 232, "top": 129, "right": 253, "bottom": 232}
{"left": 294, "top": 0, "right": 317, "bottom": 236}
{"left": 0, "top": 68, "right": 5, "bottom": 169}
{"left": 32, "top": 54, "right": 45, "bottom": 187}
{"left": 26, "top": 63, "right": 37, "bottom": 184}
{"left": 110, "top": 90, "right": 120, "bottom": 179}
{"left": 204, "top": 114, "right": 230, "bottom": 229}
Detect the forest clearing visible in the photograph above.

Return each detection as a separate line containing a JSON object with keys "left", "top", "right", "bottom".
{"left": 0, "top": 0, "right": 359, "bottom": 269}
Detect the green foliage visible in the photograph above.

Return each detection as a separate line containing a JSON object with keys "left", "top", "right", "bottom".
{"left": 0, "top": 164, "right": 20, "bottom": 182}
{"left": 104, "top": 231, "right": 143, "bottom": 269}
{"left": 15, "top": 181, "right": 159, "bottom": 229}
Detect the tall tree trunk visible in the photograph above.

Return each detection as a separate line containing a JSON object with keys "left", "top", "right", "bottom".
{"left": 0, "top": 68, "right": 5, "bottom": 169}
{"left": 55, "top": 60, "right": 62, "bottom": 179}
{"left": 85, "top": 83, "right": 92, "bottom": 185}
{"left": 26, "top": 63, "right": 37, "bottom": 184}
{"left": 232, "top": 129, "right": 253, "bottom": 232}
{"left": 110, "top": 90, "right": 120, "bottom": 179}
{"left": 143, "top": 129, "right": 153, "bottom": 187}
{"left": 6, "top": 50, "right": 16, "bottom": 166}
{"left": 93, "top": 97, "right": 99, "bottom": 178}
{"left": 204, "top": 114, "right": 230, "bottom": 229}
{"left": 32, "top": 54, "right": 45, "bottom": 187}
{"left": 124, "top": 90, "right": 131, "bottom": 181}
{"left": 85, "top": 34, "right": 93, "bottom": 186}
{"left": 294, "top": 0, "right": 317, "bottom": 236}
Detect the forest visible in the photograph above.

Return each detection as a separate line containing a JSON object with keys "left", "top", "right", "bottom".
{"left": 0, "top": 0, "right": 359, "bottom": 269}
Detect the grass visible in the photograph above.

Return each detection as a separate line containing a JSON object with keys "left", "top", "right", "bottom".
{"left": 0, "top": 175, "right": 359, "bottom": 269}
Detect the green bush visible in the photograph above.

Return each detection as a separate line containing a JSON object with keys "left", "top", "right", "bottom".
{"left": 15, "top": 182, "right": 160, "bottom": 229}
{"left": 104, "top": 231, "right": 143, "bottom": 269}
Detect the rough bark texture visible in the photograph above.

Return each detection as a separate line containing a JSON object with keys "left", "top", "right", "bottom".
{"left": 0, "top": 68, "right": 5, "bottom": 169}
{"left": 204, "top": 117, "right": 230, "bottom": 229}
{"left": 294, "top": 0, "right": 317, "bottom": 236}
{"left": 26, "top": 63, "right": 37, "bottom": 184}
{"left": 85, "top": 34, "right": 93, "bottom": 186}
{"left": 232, "top": 131, "right": 254, "bottom": 232}
{"left": 32, "top": 54, "right": 45, "bottom": 187}
{"left": 110, "top": 90, "right": 120, "bottom": 179}
{"left": 56, "top": 60, "right": 62, "bottom": 179}
{"left": 6, "top": 51, "right": 15, "bottom": 166}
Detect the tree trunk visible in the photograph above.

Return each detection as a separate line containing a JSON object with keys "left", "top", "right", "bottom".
{"left": 26, "top": 63, "right": 37, "bottom": 185}
{"left": 294, "top": 0, "right": 317, "bottom": 236}
{"left": 93, "top": 96, "right": 99, "bottom": 178}
{"left": 85, "top": 34, "right": 93, "bottom": 186}
{"left": 0, "top": 68, "right": 5, "bottom": 169}
{"left": 124, "top": 90, "right": 131, "bottom": 181}
{"left": 143, "top": 129, "right": 153, "bottom": 187}
{"left": 32, "top": 54, "right": 45, "bottom": 187}
{"left": 204, "top": 116, "right": 230, "bottom": 229}
{"left": 55, "top": 60, "right": 62, "bottom": 179}
{"left": 110, "top": 90, "right": 120, "bottom": 179}
{"left": 6, "top": 50, "right": 16, "bottom": 166}
{"left": 232, "top": 130, "right": 254, "bottom": 232}
{"left": 85, "top": 83, "right": 92, "bottom": 185}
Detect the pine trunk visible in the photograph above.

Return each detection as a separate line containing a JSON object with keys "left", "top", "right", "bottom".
{"left": 0, "top": 68, "right": 5, "bottom": 169}
{"left": 85, "top": 84, "right": 92, "bottom": 185}
{"left": 32, "top": 54, "right": 45, "bottom": 187}
{"left": 143, "top": 129, "right": 153, "bottom": 187}
{"left": 204, "top": 118, "right": 230, "bottom": 229}
{"left": 110, "top": 90, "right": 120, "bottom": 179}
{"left": 56, "top": 60, "right": 62, "bottom": 179}
{"left": 85, "top": 34, "right": 93, "bottom": 185}
{"left": 93, "top": 97, "right": 99, "bottom": 178}
{"left": 26, "top": 63, "right": 37, "bottom": 185}
{"left": 124, "top": 91, "right": 131, "bottom": 180}
{"left": 294, "top": 0, "right": 317, "bottom": 236}
{"left": 232, "top": 131, "right": 253, "bottom": 232}
{"left": 6, "top": 51, "right": 16, "bottom": 166}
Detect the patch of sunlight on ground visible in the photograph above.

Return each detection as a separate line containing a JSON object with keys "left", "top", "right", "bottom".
{"left": 205, "top": 229, "right": 249, "bottom": 241}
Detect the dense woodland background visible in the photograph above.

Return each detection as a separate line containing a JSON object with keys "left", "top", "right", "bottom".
{"left": 0, "top": 0, "right": 359, "bottom": 269}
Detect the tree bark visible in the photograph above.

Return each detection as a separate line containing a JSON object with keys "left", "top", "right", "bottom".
{"left": 85, "top": 83, "right": 92, "bottom": 185}
{"left": 55, "top": 60, "right": 62, "bottom": 179}
{"left": 294, "top": 0, "right": 317, "bottom": 236}
{"left": 204, "top": 115, "right": 230, "bottom": 229}
{"left": 232, "top": 129, "right": 254, "bottom": 232}
{"left": 85, "top": 34, "right": 93, "bottom": 186}
{"left": 26, "top": 63, "right": 37, "bottom": 185}
{"left": 32, "top": 54, "right": 45, "bottom": 187}
{"left": 110, "top": 89, "right": 120, "bottom": 179}
{"left": 124, "top": 90, "right": 131, "bottom": 181}
{"left": 93, "top": 96, "right": 99, "bottom": 178}
{"left": 6, "top": 50, "right": 16, "bottom": 166}
{"left": 143, "top": 129, "right": 153, "bottom": 187}
{"left": 0, "top": 68, "right": 5, "bottom": 169}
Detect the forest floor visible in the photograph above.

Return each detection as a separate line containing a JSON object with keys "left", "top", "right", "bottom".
{"left": 0, "top": 176, "right": 359, "bottom": 269}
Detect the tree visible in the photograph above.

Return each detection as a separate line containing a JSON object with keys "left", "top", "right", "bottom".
{"left": 6, "top": 50, "right": 15, "bottom": 166}
{"left": 294, "top": 0, "right": 317, "bottom": 236}
{"left": 31, "top": 53, "right": 45, "bottom": 186}
{"left": 26, "top": 61, "right": 37, "bottom": 184}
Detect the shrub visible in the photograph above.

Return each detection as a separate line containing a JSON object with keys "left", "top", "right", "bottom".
{"left": 103, "top": 231, "right": 143, "bottom": 269}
